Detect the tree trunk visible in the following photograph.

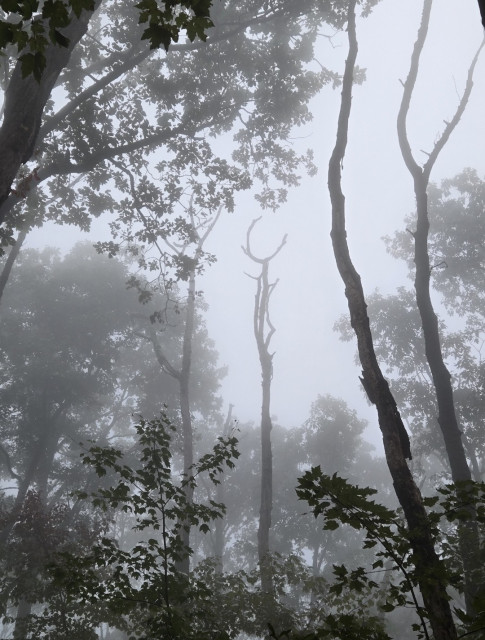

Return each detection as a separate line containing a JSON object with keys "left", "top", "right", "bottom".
{"left": 258, "top": 344, "right": 273, "bottom": 594}
{"left": 327, "top": 3, "right": 457, "bottom": 638}
{"left": 243, "top": 218, "right": 286, "bottom": 595}
{"left": 176, "top": 272, "right": 196, "bottom": 575}
{"left": 0, "top": 2, "right": 100, "bottom": 216}
{"left": 396, "top": 0, "right": 483, "bottom": 614}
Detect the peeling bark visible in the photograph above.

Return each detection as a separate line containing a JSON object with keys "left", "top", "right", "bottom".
{"left": 327, "top": 2, "right": 456, "bottom": 638}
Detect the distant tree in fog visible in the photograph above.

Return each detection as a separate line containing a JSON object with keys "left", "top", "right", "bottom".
{"left": 243, "top": 216, "right": 286, "bottom": 597}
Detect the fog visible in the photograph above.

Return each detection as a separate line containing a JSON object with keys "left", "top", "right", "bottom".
{"left": 1, "top": 0, "right": 485, "bottom": 638}
{"left": 26, "top": 0, "right": 485, "bottom": 437}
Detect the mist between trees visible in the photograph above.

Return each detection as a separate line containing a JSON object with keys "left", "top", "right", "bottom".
{"left": 0, "top": 1, "right": 484, "bottom": 639}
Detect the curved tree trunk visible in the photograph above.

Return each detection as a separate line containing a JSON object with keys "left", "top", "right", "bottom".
{"left": 327, "top": 3, "right": 456, "bottom": 638}
{"left": 397, "top": 0, "right": 484, "bottom": 614}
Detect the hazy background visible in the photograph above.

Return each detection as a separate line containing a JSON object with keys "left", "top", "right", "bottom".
{"left": 26, "top": 0, "right": 485, "bottom": 449}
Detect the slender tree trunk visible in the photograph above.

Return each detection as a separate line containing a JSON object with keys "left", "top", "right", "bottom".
{"left": 177, "top": 273, "right": 196, "bottom": 575}
{"left": 397, "top": 0, "right": 484, "bottom": 614}
{"left": 243, "top": 218, "right": 286, "bottom": 595}
{"left": 258, "top": 339, "right": 273, "bottom": 594}
{"left": 327, "top": 3, "right": 457, "bottom": 638}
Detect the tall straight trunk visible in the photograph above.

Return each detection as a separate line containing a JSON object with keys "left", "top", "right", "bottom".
{"left": 258, "top": 340, "right": 273, "bottom": 594}
{"left": 397, "top": 0, "right": 484, "bottom": 614}
{"left": 176, "top": 273, "right": 196, "bottom": 575}
{"left": 327, "top": 3, "right": 457, "bottom": 638}
{"left": 142, "top": 209, "right": 222, "bottom": 576}
{"left": 243, "top": 218, "right": 286, "bottom": 595}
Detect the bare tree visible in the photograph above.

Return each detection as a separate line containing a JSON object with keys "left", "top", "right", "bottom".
{"left": 397, "top": 0, "right": 484, "bottom": 614}
{"left": 327, "top": 1, "right": 456, "bottom": 638}
{"left": 243, "top": 217, "right": 286, "bottom": 595}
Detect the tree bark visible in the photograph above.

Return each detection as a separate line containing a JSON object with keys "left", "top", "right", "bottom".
{"left": 397, "top": 0, "right": 484, "bottom": 614}
{"left": 0, "top": 2, "right": 101, "bottom": 216}
{"left": 327, "top": 3, "right": 457, "bottom": 638}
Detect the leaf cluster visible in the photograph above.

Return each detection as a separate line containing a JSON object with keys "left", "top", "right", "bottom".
{"left": 42, "top": 413, "right": 240, "bottom": 638}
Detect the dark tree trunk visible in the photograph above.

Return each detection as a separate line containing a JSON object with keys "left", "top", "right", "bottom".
{"left": 327, "top": 3, "right": 457, "bottom": 639}
{"left": 478, "top": 0, "right": 485, "bottom": 28}
{"left": 0, "top": 3, "right": 100, "bottom": 216}
{"left": 397, "top": 0, "right": 483, "bottom": 615}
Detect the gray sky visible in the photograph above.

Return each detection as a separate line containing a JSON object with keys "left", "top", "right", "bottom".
{"left": 199, "top": 0, "right": 485, "bottom": 444}
{"left": 26, "top": 0, "right": 485, "bottom": 452}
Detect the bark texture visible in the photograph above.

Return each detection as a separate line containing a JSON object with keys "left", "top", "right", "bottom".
{"left": 327, "top": 2, "right": 456, "bottom": 638}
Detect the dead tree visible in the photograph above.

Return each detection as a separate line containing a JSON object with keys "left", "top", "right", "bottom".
{"left": 397, "top": 0, "right": 484, "bottom": 615}
{"left": 243, "top": 217, "right": 286, "bottom": 595}
{"left": 327, "top": 2, "right": 457, "bottom": 638}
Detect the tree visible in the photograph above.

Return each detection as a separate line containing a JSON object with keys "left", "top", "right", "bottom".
{"left": 18, "top": 414, "right": 239, "bottom": 640}
{"left": 0, "top": 0, "right": 216, "bottom": 212}
{"left": 327, "top": 1, "right": 457, "bottom": 638}
{"left": 0, "top": 241, "right": 227, "bottom": 633}
{"left": 243, "top": 216, "right": 286, "bottom": 596}
{"left": 477, "top": 0, "right": 485, "bottom": 28}
{"left": 396, "top": 0, "right": 484, "bottom": 614}
{"left": 0, "top": 0, "right": 338, "bottom": 257}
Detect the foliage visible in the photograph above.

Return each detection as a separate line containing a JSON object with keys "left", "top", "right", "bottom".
{"left": 296, "top": 465, "right": 485, "bottom": 639}
{"left": 0, "top": 0, "right": 214, "bottom": 81}
{"left": 0, "top": 489, "right": 108, "bottom": 636}
{"left": 33, "top": 413, "right": 240, "bottom": 639}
